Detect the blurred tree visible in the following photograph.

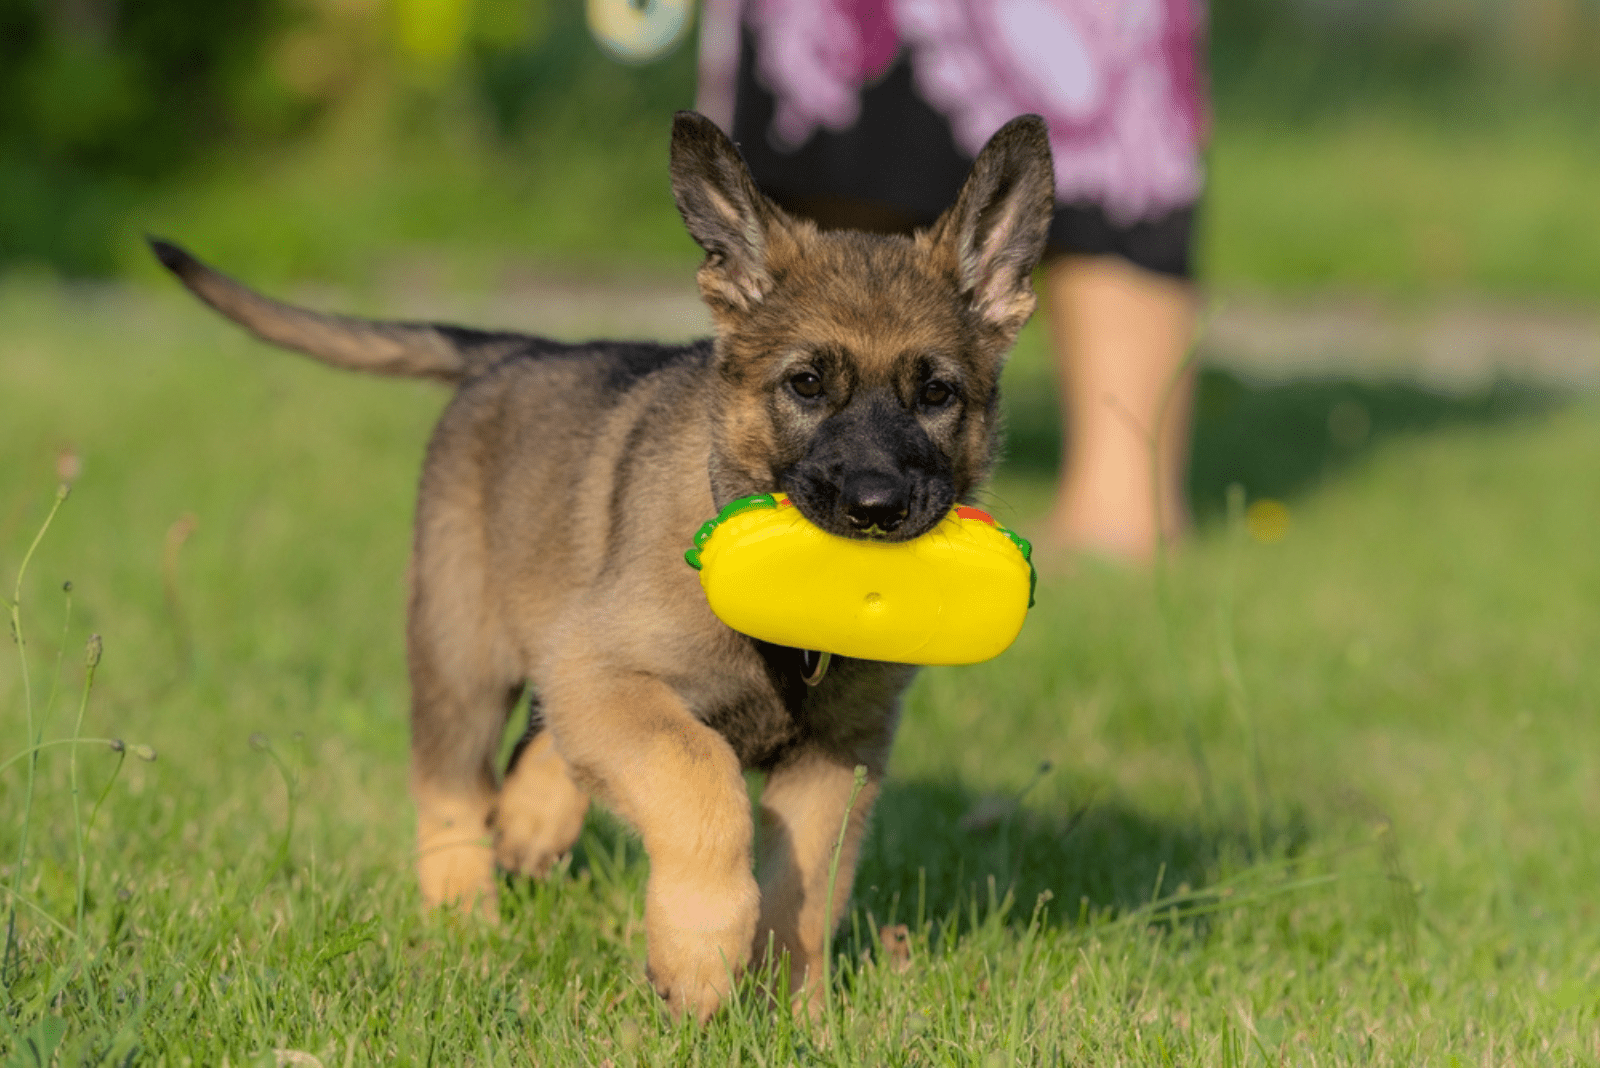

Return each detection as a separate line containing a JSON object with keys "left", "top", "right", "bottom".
{"left": 1212, "top": 0, "right": 1600, "bottom": 120}
{"left": 468, "top": 0, "right": 695, "bottom": 139}
{"left": 2, "top": 0, "right": 1592, "bottom": 276}
{"left": 0, "top": 0, "right": 321, "bottom": 272}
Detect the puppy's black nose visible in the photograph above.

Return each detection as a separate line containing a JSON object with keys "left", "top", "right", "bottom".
{"left": 842, "top": 474, "right": 909, "bottom": 534}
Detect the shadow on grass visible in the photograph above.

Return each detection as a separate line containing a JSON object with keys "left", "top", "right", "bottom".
{"left": 553, "top": 777, "right": 1295, "bottom": 936}
{"left": 1002, "top": 366, "right": 1565, "bottom": 521}
{"left": 854, "top": 779, "right": 1290, "bottom": 933}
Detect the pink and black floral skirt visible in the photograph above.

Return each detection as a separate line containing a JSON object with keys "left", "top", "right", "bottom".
{"left": 697, "top": 0, "right": 1208, "bottom": 277}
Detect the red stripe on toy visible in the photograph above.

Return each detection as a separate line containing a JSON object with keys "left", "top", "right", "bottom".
{"left": 955, "top": 507, "right": 995, "bottom": 525}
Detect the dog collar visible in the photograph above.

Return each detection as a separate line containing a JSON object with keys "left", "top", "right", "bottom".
{"left": 799, "top": 648, "right": 831, "bottom": 686}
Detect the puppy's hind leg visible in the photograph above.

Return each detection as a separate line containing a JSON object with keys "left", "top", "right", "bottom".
{"left": 493, "top": 699, "right": 590, "bottom": 878}
{"left": 408, "top": 539, "right": 520, "bottom": 917}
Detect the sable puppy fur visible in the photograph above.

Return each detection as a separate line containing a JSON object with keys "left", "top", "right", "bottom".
{"left": 151, "top": 111, "right": 1055, "bottom": 1020}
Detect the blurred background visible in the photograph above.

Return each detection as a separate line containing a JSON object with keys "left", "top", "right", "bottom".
{"left": 3, "top": 0, "right": 1598, "bottom": 513}
{"left": 3, "top": 0, "right": 1596, "bottom": 285}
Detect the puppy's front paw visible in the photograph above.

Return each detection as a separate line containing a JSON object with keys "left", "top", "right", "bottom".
{"left": 646, "top": 873, "right": 760, "bottom": 1021}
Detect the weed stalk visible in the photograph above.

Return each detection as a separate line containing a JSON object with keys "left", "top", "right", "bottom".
{"left": 1218, "top": 483, "right": 1270, "bottom": 855}
{"left": 250, "top": 733, "right": 301, "bottom": 879}
{"left": 71, "top": 634, "right": 103, "bottom": 935}
{"left": 4, "top": 483, "right": 71, "bottom": 981}
{"left": 1128, "top": 330, "right": 1218, "bottom": 821}
{"left": 821, "top": 764, "right": 868, "bottom": 1031}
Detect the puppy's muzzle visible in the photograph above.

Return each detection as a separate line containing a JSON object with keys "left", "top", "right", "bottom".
{"left": 841, "top": 471, "right": 909, "bottom": 535}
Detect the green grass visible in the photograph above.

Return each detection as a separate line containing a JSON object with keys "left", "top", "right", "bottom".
{"left": 1204, "top": 108, "right": 1600, "bottom": 300}
{"left": 3, "top": 277, "right": 1599, "bottom": 1064}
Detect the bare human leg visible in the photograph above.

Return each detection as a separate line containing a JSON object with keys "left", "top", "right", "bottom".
{"left": 1042, "top": 254, "right": 1198, "bottom": 562}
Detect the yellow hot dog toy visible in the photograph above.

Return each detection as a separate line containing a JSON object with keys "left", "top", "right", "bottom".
{"left": 685, "top": 493, "right": 1035, "bottom": 666}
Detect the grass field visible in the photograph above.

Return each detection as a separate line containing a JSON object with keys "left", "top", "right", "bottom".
{"left": 2, "top": 275, "right": 1598, "bottom": 1065}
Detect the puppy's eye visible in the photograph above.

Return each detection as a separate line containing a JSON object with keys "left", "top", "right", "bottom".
{"left": 919, "top": 380, "right": 954, "bottom": 408}
{"left": 790, "top": 371, "right": 824, "bottom": 400}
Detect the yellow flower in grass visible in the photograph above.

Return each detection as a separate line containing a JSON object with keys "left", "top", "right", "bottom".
{"left": 1246, "top": 498, "right": 1292, "bottom": 544}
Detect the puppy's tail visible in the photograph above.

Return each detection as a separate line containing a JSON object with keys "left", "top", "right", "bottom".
{"left": 148, "top": 237, "right": 523, "bottom": 384}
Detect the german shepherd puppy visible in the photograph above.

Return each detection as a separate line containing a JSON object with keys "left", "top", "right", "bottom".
{"left": 151, "top": 111, "right": 1054, "bottom": 1019}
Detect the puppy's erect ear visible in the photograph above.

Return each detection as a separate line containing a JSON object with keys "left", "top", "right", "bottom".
{"left": 925, "top": 115, "right": 1056, "bottom": 340}
{"left": 670, "top": 111, "right": 781, "bottom": 313}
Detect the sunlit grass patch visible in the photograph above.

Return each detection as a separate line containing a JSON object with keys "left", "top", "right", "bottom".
{"left": 2, "top": 282, "right": 1597, "bottom": 1063}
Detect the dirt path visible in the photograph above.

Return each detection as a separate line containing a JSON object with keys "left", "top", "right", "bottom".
{"left": 1202, "top": 292, "right": 1600, "bottom": 392}
{"left": 363, "top": 270, "right": 1600, "bottom": 393}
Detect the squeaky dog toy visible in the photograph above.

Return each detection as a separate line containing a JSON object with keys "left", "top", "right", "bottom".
{"left": 685, "top": 493, "right": 1035, "bottom": 667}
